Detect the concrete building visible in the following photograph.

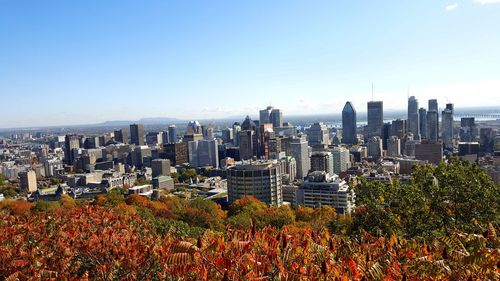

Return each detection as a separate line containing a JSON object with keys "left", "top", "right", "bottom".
{"left": 239, "top": 130, "right": 255, "bottom": 160}
{"left": 366, "top": 101, "right": 383, "bottom": 138}
{"left": 367, "top": 136, "right": 383, "bottom": 160}
{"left": 146, "top": 132, "right": 163, "bottom": 146}
{"left": 188, "top": 140, "right": 219, "bottom": 168}
{"left": 260, "top": 106, "right": 283, "bottom": 128}
{"left": 289, "top": 136, "right": 311, "bottom": 180}
{"left": 151, "top": 159, "right": 171, "bottom": 177}
{"left": 387, "top": 136, "right": 401, "bottom": 157}
{"left": 152, "top": 176, "right": 174, "bottom": 191}
{"left": 296, "top": 171, "right": 355, "bottom": 214}
{"left": 342, "top": 101, "right": 358, "bottom": 145}
{"left": 308, "top": 122, "right": 330, "bottom": 147}
{"left": 114, "top": 129, "right": 128, "bottom": 144}
{"left": 310, "top": 151, "right": 334, "bottom": 175}
{"left": 427, "top": 110, "right": 439, "bottom": 143}
{"left": 442, "top": 103, "right": 454, "bottom": 151}
{"left": 419, "top": 108, "right": 427, "bottom": 140}
{"left": 407, "top": 96, "right": 420, "bottom": 140}
{"left": 415, "top": 141, "right": 443, "bottom": 165}
{"left": 19, "top": 170, "right": 37, "bottom": 192}
{"left": 164, "top": 142, "right": 189, "bottom": 165}
{"left": 64, "top": 134, "right": 80, "bottom": 165}
{"left": 460, "top": 117, "right": 476, "bottom": 142}
{"left": 480, "top": 128, "right": 496, "bottom": 153}
{"left": 331, "top": 146, "right": 351, "bottom": 174}
{"left": 227, "top": 160, "right": 283, "bottom": 206}
{"left": 130, "top": 124, "right": 145, "bottom": 146}
{"left": 279, "top": 156, "right": 297, "bottom": 184}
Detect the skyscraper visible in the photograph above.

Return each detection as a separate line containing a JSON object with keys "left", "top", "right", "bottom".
{"left": 342, "top": 101, "right": 357, "bottom": 145}
{"left": 367, "top": 136, "right": 383, "bottom": 160}
{"left": 442, "top": 103, "right": 454, "bottom": 151}
{"left": 308, "top": 122, "right": 329, "bottom": 147}
{"left": 114, "top": 129, "right": 128, "bottom": 144}
{"left": 407, "top": 96, "right": 420, "bottom": 140}
{"left": 419, "top": 108, "right": 427, "bottom": 140}
{"left": 151, "top": 159, "right": 171, "bottom": 177}
{"left": 168, "top": 125, "right": 177, "bottom": 143}
{"left": 391, "top": 119, "right": 406, "bottom": 139}
{"left": 427, "top": 110, "right": 439, "bottom": 142}
{"left": 387, "top": 136, "right": 401, "bottom": 157}
{"left": 290, "top": 136, "right": 311, "bottom": 180}
{"left": 259, "top": 106, "right": 273, "bottom": 124}
{"left": 130, "top": 124, "right": 145, "bottom": 146}
{"left": 239, "top": 130, "right": 255, "bottom": 160}
{"left": 428, "top": 99, "right": 438, "bottom": 112}
{"left": 270, "top": 108, "right": 283, "bottom": 128}
{"left": 366, "top": 101, "right": 383, "bottom": 138}
{"left": 310, "top": 151, "right": 334, "bottom": 175}
{"left": 331, "top": 146, "right": 351, "bottom": 174}
{"left": 188, "top": 140, "right": 219, "bottom": 168}
{"left": 64, "top": 134, "right": 80, "bottom": 165}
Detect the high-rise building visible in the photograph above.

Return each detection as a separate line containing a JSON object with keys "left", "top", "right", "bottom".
{"left": 366, "top": 101, "right": 383, "bottom": 138}
{"left": 289, "top": 136, "right": 311, "bottom": 180}
{"left": 296, "top": 171, "right": 355, "bottom": 214}
{"left": 442, "top": 103, "right": 454, "bottom": 151}
{"left": 419, "top": 108, "right": 428, "bottom": 139}
{"left": 146, "top": 132, "right": 163, "bottom": 145}
{"left": 479, "top": 128, "right": 495, "bottom": 153}
{"left": 19, "top": 170, "right": 37, "bottom": 192}
{"left": 404, "top": 133, "right": 417, "bottom": 157}
{"left": 427, "top": 110, "right": 439, "bottom": 142}
{"left": 270, "top": 108, "right": 283, "bottom": 128}
{"left": 367, "top": 136, "right": 383, "bottom": 160}
{"left": 331, "top": 146, "right": 351, "bottom": 175}
{"left": 64, "top": 134, "right": 80, "bottom": 165}
{"left": 382, "top": 123, "right": 392, "bottom": 150}
{"left": 460, "top": 117, "right": 476, "bottom": 142}
{"left": 186, "top": 121, "right": 202, "bottom": 135}
{"left": 151, "top": 159, "right": 171, "bottom": 177}
{"left": 428, "top": 99, "right": 438, "bottom": 112}
{"left": 239, "top": 130, "right": 255, "bottom": 160}
{"left": 415, "top": 141, "right": 443, "bottom": 165}
{"left": 114, "top": 129, "right": 128, "bottom": 144}
{"left": 407, "top": 96, "right": 420, "bottom": 140}
{"left": 168, "top": 125, "right": 177, "bottom": 143}
{"left": 222, "top": 128, "right": 234, "bottom": 144}
{"left": 130, "top": 124, "right": 145, "bottom": 146}
{"left": 232, "top": 122, "right": 241, "bottom": 146}
{"left": 227, "top": 161, "right": 283, "bottom": 206}
{"left": 163, "top": 142, "right": 189, "bottom": 165}
{"left": 188, "top": 140, "right": 219, "bottom": 168}
{"left": 387, "top": 136, "right": 401, "bottom": 157}
{"left": 391, "top": 119, "right": 407, "bottom": 139}
{"left": 259, "top": 106, "right": 273, "bottom": 124}
{"left": 308, "top": 122, "right": 329, "bottom": 147}
{"left": 342, "top": 101, "right": 357, "bottom": 145}
{"left": 310, "top": 151, "right": 334, "bottom": 176}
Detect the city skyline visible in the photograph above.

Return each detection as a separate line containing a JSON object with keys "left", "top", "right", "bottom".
{"left": 1, "top": 0, "right": 500, "bottom": 128}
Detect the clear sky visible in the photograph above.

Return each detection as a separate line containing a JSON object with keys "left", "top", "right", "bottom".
{"left": 1, "top": 0, "right": 499, "bottom": 128}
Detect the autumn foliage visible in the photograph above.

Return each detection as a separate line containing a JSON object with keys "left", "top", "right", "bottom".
{"left": 1, "top": 201, "right": 499, "bottom": 280}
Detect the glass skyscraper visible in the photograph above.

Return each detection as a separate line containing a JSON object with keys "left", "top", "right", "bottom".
{"left": 342, "top": 101, "right": 358, "bottom": 145}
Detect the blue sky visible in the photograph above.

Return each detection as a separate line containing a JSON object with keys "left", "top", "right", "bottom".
{"left": 1, "top": 0, "right": 499, "bottom": 128}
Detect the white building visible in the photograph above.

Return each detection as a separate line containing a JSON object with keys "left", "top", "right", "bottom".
{"left": 188, "top": 140, "right": 219, "bottom": 168}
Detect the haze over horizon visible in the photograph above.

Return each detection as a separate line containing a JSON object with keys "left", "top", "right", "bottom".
{"left": 1, "top": 0, "right": 500, "bottom": 128}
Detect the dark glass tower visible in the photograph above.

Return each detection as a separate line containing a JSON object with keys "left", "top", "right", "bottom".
{"left": 366, "top": 101, "right": 383, "bottom": 137}
{"left": 342, "top": 101, "right": 358, "bottom": 145}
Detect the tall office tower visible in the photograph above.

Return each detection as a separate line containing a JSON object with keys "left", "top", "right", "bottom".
{"left": 479, "top": 128, "right": 495, "bottom": 153}
{"left": 310, "top": 151, "right": 334, "bottom": 175}
{"left": 64, "top": 134, "right": 80, "bottom": 165}
{"left": 460, "top": 117, "right": 476, "bottom": 142}
{"left": 164, "top": 142, "right": 189, "bottom": 165}
{"left": 387, "top": 136, "right": 401, "bottom": 157}
{"left": 259, "top": 123, "right": 274, "bottom": 159}
{"left": 427, "top": 110, "right": 439, "bottom": 142}
{"left": 428, "top": 99, "right": 438, "bottom": 112}
{"left": 270, "top": 108, "right": 283, "bottom": 128}
{"left": 241, "top": 116, "right": 259, "bottom": 157}
{"left": 130, "top": 124, "right": 145, "bottom": 146}
{"left": 331, "top": 146, "right": 351, "bottom": 174}
{"left": 168, "top": 125, "right": 177, "bottom": 143}
{"left": 19, "top": 170, "right": 37, "bottom": 192}
{"left": 308, "top": 122, "right": 330, "bottom": 146}
{"left": 442, "top": 103, "right": 454, "bottom": 151}
{"left": 404, "top": 133, "right": 417, "bottom": 157}
{"left": 222, "top": 128, "right": 234, "bottom": 144}
{"left": 342, "top": 101, "right": 358, "bottom": 145}
{"left": 366, "top": 101, "right": 383, "bottom": 137}
{"left": 239, "top": 130, "right": 255, "bottom": 160}
{"left": 205, "top": 127, "right": 214, "bottom": 140}
{"left": 367, "top": 136, "right": 383, "bottom": 160}
{"left": 83, "top": 136, "right": 100, "bottom": 149}
{"left": 232, "top": 122, "right": 241, "bottom": 146}
{"left": 407, "top": 96, "right": 420, "bottom": 140}
{"left": 391, "top": 119, "right": 407, "bottom": 139}
{"left": 114, "top": 129, "right": 128, "bottom": 144}
{"left": 279, "top": 156, "right": 296, "bottom": 183}
{"left": 289, "top": 136, "right": 311, "bottom": 180}
{"left": 227, "top": 161, "right": 283, "bottom": 206}
{"left": 419, "top": 108, "right": 428, "bottom": 139}
{"left": 146, "top": 132, "right": 163, "bottom": 145}
{"left": 161, "top": 130, "right": 170, "bottom": 144}
{"left": 151, "top": 159, "right": 171, "bottom": 177}
{"left": 188, "top": 140, "right": 219, "bottom": 168}
{"left": 382, "top": 123, "right": 392, "bottom": 150}
{"left": 186, "top": 121, "right": 202, "bottom": 135}
{"left": 259, "top": 106, "right": 273, "bottom": 124}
